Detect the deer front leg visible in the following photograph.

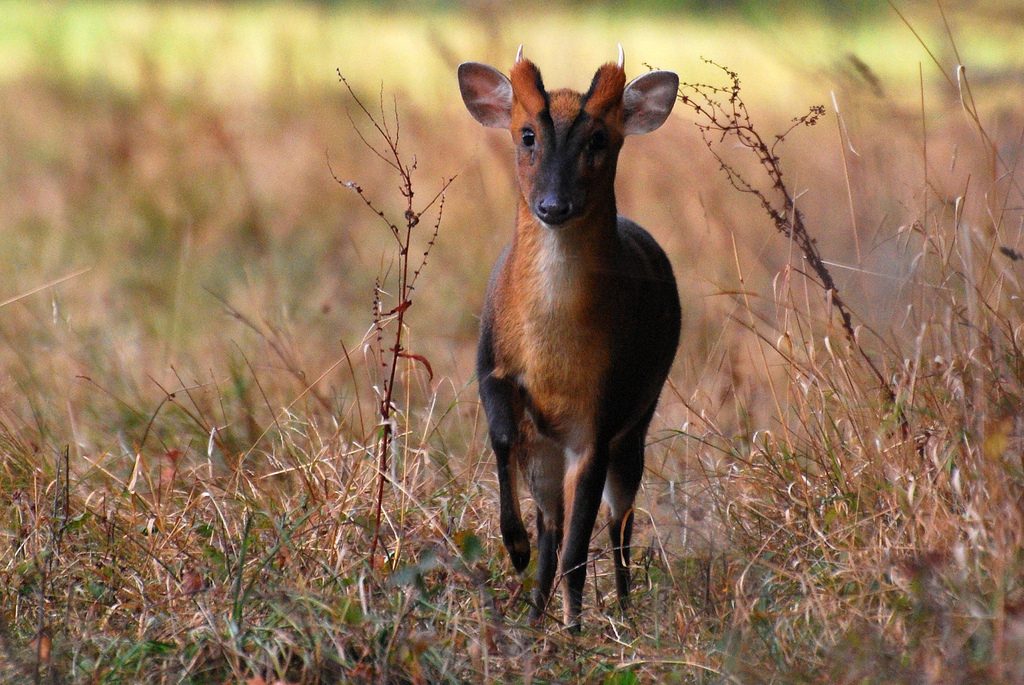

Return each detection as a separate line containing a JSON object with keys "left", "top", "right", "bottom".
{"left": 479, "top": 373, "right": 531, "bottom": 572}
{"left": 559, "top": 443, "right": 610, "bottom": 631}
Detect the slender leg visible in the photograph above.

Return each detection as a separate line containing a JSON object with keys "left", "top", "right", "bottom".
{"left": 479, "top": 374, "right": 530, "bottom": 572}
{"left": 608, "top": 507, "right": 635, "bottom": 608}
{"left": 530, "top": 506, "right": 562, "bottom": 623}
{"left": 560, "top": 445, "right": 610, "bottom": 631}
{"left": 606, "top": 408, "right": 652, "bottom": 610}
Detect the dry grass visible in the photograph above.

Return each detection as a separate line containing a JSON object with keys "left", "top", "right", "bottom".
{"left": 1, "top": 2, "right": 1024, "bottom": 683}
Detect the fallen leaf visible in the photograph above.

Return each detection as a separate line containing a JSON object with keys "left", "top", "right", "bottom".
{"left": 398, "top": 351, "right": 433, "bottom": 381}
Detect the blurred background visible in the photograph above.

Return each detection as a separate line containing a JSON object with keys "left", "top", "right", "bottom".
{"left": 3, "top": 0, "right": 1022, "bottom": 452}
{"left": 3, "top": 2, "right": 1024, "bottom": 681}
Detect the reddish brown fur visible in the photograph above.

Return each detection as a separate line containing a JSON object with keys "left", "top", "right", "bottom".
{"left": 548, "top": 89, "right": 583, "bottom": 124}
{"left": 583, "top": 63, "right": 626, "bottom": 119}
{"left": 509, "top": 59, "right": 546, "bottom": 117}
{"left": 464, "top": 53, "right": 681, "bottom": 628}
{"left": 494, "top": 66, "right": 621, "bottom": 439}
{"left": 493, "top": 63, "right": 630, "bottom": 587}
{"left": 489, "top": 209, "right": 613, "bottom": 440}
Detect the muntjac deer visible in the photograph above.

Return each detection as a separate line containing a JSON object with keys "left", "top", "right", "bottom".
{"left": 459, "top": 46, "right": 680, "bottom": 630}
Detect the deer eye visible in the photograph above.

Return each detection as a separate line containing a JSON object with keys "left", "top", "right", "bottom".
{"left": 521, "top": 128, "right": 536, "bottom": 147}
{"left": 588, "top": 130, "right": 607, "bottom": 151}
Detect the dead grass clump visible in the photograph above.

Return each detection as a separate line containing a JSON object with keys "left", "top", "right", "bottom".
{"left": 671, "top": 36, "right": 1024, "bottom": 683}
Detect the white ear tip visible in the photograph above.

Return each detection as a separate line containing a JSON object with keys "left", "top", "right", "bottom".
{"left": 516, "top": 44, "right": 524, "bottom": 63}
{"left": 617, "top": 43, "right": 624, "bottom": 69}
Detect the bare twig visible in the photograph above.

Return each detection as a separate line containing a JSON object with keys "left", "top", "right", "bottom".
{"left": 334, "top": 70, "right": 456, "bottom": 564}
{"left": 677, "top": 59, "right": 904, "bottom": 430}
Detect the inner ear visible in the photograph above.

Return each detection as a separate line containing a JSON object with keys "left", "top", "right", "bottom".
{"left": 623, "top": 70, "right": 679, "bottom": 136}
{"left": 458, "top": 62, "right": 513, "bottom": 129}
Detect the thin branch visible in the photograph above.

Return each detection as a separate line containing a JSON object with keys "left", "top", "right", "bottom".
{"left": 335, "top": 73, "right": 454, "bottom": 563}
{"left": 678, "top": 59, "right": 903, "bottom": 430}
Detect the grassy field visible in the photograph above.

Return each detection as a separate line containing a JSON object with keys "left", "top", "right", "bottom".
{"left": 2, "top": 1, "right": 1024, "bottom": 682}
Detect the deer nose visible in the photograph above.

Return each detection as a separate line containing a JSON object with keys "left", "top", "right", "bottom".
{"left": 536, "top": 195, "right": 573, "bottom": 225}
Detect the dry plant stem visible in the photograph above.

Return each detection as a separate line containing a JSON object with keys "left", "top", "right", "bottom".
{"left": 0, "top": 267, "right": 91, "bottom": 309}
{"left": 206, "top": 289, "right": 333, "bottom": 414}
{"left": 677, "top": 60, "right": 903, "bottom": 428}
{"left": 892, "top": 0, "right": 1023, "bottom": 200}
{"left": 333, "top": 70, "right": 455, "bottom": 565}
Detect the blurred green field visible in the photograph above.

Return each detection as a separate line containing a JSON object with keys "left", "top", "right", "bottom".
{"left": 2, "top": 1, "right": 1024, "bottom": 683}
{"left": 3, "top": 1, "right": 1023, "bottom": 103}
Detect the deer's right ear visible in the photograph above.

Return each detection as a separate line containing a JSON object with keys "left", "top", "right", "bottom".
{"left": 458, "top": 62, "right": 513, "bottom": 129}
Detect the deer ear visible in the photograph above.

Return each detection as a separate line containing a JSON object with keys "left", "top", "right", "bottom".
{"left": 458, "top": 62, "right": 513, "bottom": 129}
{"left": 623, "top": 70, "right": 679, "bottom": 135}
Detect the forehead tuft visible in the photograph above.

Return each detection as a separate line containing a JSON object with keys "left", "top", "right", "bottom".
{"left": 582, "top": 63, "right": 626, "bottom": 117}
{"left": 548, "top": 89, "right": 583, "bottom": 125}
{"left": 510, "top": 59, "right": 547, "bottom": 116}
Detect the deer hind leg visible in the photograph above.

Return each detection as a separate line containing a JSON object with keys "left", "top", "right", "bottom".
{"left": 605, "top": 409, "right": 653, "bottom": 610}
{"left": 521, "top": 426, "right": 565, "bottom": 623}
{"left": 605, "top": 478, "right": 639, "bottom": 609}
{"left": 530, "top": 503, "right": 563, "bottom": 623}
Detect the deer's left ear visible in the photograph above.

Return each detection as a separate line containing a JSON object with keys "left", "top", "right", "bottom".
{"left": 623, "top": 71, "right": 679, "bottom": 135}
